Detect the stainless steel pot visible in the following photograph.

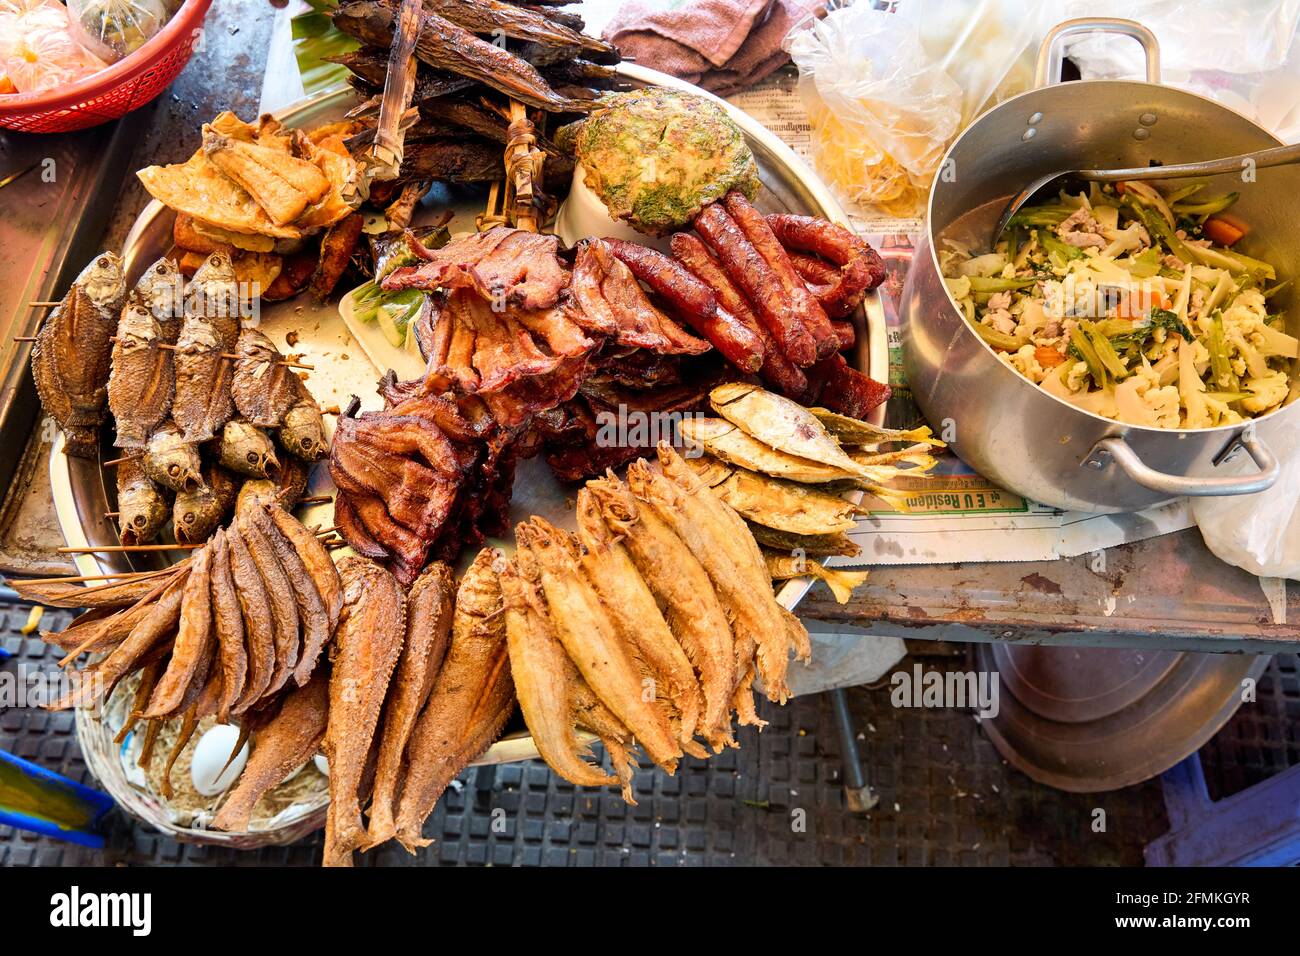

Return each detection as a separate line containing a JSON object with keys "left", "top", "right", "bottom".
{"left": 901, "top": 18, "right": 1296, "bottom": 512}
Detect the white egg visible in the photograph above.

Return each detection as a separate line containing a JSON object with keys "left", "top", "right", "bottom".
{"left": 554, "top": 165, "right": 673, "bottom": 254}
{"left": 314, "top": 753, "right": 329, "bottom": 778}
{"left": 190, "top": 725, "right": 249, "bottom": 797}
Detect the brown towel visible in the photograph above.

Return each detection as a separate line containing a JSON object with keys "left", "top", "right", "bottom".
{"left": 604, "top": 0, "right": 825, "bottom": 97}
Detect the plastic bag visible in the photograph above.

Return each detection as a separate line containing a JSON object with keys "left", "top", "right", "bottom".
{"left": 67, "top": 0, "right": 168, "bottom": 64}
{"left": 1190, "top": 420, "right": 1300, "bottom": 580}
{"left": 0, "top": 0, "right": 107, "bottom": 94}
{"left": 784, "top": 0, "right": 1048, "bottom": 218}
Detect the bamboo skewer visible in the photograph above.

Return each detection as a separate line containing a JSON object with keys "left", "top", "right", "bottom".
{"left": 13, "top": 335, "right": 313, "bottom": 371}
{"left": 58, "top": 543, "right": 202, "bottom": 554}
{"left": 17, "top": 567, "right": 173, "bottom": 586}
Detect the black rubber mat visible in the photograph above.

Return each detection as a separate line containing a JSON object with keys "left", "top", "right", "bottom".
{"left": 2, "top": 598, "right": 1295, "bottom": 867}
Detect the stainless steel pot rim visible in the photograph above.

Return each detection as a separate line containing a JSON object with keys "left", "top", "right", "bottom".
{"left": 921, "top": 78, "right": 1294, "bottom": 439}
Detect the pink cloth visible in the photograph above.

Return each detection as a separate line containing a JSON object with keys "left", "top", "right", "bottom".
{"left": 603, "top": 0, "right": 824, "bottom": 97}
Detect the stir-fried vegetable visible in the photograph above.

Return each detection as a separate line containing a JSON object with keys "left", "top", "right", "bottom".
{"left": 940, "top": 181, "right": 1294, "bottom": 429}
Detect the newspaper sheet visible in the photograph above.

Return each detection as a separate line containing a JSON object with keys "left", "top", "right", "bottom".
{"left": 727, "top": 77, "right": 1195, "bottom": 567}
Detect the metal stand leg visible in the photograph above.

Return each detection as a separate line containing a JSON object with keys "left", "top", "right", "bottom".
{"left": 829, "top": 688, "right": 878, "bottom": 813}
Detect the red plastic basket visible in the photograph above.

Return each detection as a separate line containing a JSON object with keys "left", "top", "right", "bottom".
{"left": 0, "top": 0, "right": 215, "bottom": 134}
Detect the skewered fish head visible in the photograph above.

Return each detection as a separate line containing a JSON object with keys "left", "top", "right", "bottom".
{"left": 185, "top": 251, "right": 242, "bottom": 320}
{"left": 219, "top": 419, "right": 281, "bottom": 478}
{"left": 142, "top": 421, "right": 205, "bottom": 493}
{"left": 76, "top": 251, "right": 129, "bottom": 315}
{"left": 279, "top": 399, "right": 328, "bottom": 461}
{"left": 174, "top": 464, "right": 237, "bottom": 544}
{"left": 132, "top": 257, "right": 185, "bottom": 326}
{"left": 116, "top": 457, "right": 170, "bottom": 546}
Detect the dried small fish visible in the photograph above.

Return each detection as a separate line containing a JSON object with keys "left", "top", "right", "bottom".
{"left": 748, "top": 523, "right": 860, "bottom": 558}
{"left": 173, "top": 464, "right": 236, "bottom": 544}
{"left": 278, "top": 398, "right": 329, "bottom": 461}
{"left": 116, "top": 456, "right": 169, "bottom": 546}
{"left": 108, "top": 303, "right": 174, "bottom": 449}
{"left": 809, "top": 407, "right": 942, "bottom": 448}
{"left": 686, "top": 455, "right": 863, "bottom": 536}
{"left": 234, "top": 455, "right": 309, "bottom": 514}
{"left": 232, "top": 328, "right": 300, "bottom": 427}
{"left": 142, "top": 421, "right": 205, "bottom": 493}
{"left": 208, "top": 528, "right": 247, "bottom": 722}
{"left": 132, "top": 256, "right": 186, "bottom": 344}
{"left": 218, "top": 419, "right": 280, "bottom": 478}
{"left": 141, "top": 542, "right": 214, "bottom": 718}
{"left": 31, "top": 252, "right": 127, "bottom": 457}
{"left": 237, "top": 509, "right": 300, "bottom": 699}
{"left": 268, "top": 502, "right": 343, "bottom": 638}
{"left": 173, "top": 252, "right": 242, "bottom": 443}
{"left": 765, "top": 552, "right": 868, "bottom": 605}
{"left": 228, "top": 519, "right": 276, "bottom": 713}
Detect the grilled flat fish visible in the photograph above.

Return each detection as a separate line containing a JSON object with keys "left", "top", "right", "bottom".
{"left": 108, "top": 303, "right": 173, "bottom": 449}
{"left": 232, "top": 328, "right": 301, "bottom": 427}
{"left": 31, "top": 252, "right": 127, "bottom": 457}
{"left": 142, "top": 420, "right": 205, "bottom": 493}
{"left": 174, "top": 253, "right": 242, "bottom": 442}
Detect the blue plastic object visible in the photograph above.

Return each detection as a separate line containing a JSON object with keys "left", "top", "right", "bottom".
{"left": 1145, "top": 752, "right": 1300, "bottom": 866}
{"left": 0, "top": 750, "right": 114, "bottom": 848}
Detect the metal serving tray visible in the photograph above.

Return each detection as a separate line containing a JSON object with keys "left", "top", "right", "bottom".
{"left": 50, "top": 66, "right": 886, "bottom": 775}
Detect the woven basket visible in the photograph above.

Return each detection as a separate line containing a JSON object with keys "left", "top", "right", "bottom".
{"left": 0, "top": 0, "right": 214, "bottom": 134}
{"left": 75, "top": 679, "right": 327, "bottom": 849}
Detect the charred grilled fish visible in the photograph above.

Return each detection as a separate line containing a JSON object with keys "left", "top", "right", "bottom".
{"left": 142, "top": 420, "right": 205, "bottom": 493}
{"left": 31, "top": 252, "right": 127, "bottom": 457}
{"left": 115, "top": 456, "right": 169, "bottom": 546}
{"left": 173, "top": 252, "right": 241, "bottom": 442}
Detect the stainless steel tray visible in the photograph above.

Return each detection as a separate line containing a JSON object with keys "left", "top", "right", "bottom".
{"left": 50, "top": 68, "right": 886, "bottom": 776}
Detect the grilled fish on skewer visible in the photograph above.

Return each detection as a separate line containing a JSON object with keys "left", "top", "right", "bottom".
{"left": 234, "top": 452, "right": 309, "bottom": 513}
{"left": 218, "top": 419, "right": 280, "bottom": 478}
{"left": 173, "top": 464, "right": 236, "bottom": 544}
{"left": 108, "top": 303, "right": 174, "bottom": 449}
{"left": 323, "top": 557, "right": 406, "bottom": 865}
{"left": 393, "top": 549, "right": 513, "bottom": 854}
{"left": 211, "top": 672, "right": 329, "bottom": 832}
{"left": 232, "top": 329, "right": 302, "bottom": 427}
{"left": 278, "top": 398, "right": 328, "bottom": 461}
{"left": 173, "top": 253, "right": 241, "bottom": 443}
{"left": 142, "top": 420, "right": 205, "bottom": 493}
{"left": 365, "top": 562, "right": 455, "bottom": 849}
{"left": 30, "top": 252, "right": 127, "bottom": 457}
{"left": 116, "top": 456, "right": 169, "bottom": 546}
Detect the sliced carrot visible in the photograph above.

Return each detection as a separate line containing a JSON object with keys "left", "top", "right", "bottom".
{"left": 1204, "top": 215, "right": 1245, "bottom": 246}
{"left": 1036, "top": 345, "right": 1067, "bottom": 368}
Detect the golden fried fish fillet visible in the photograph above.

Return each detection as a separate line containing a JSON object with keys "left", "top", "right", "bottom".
{"left": 587, "top": 474, "right": 737, "bottom": 752}
{"left": 632, "top": 452, "right": 797, "bottom": 704}
{"left": 211, "top": 672, "right": 329, "bottom": 832}
{"left": 203, "top": 128, "right": 330, "bottom": 227}
{"left": 568, "top": 673, "right": 638, "bottom": 804}
{"left": 574, "top": 488, "right": 704, "bottom": 755}
{"left": 518, "top": 519, "right": 681, "bottom": 773}
{"left": 365, "top": 562, "right": 455, "bottom": 850}
{"left": 501, "top": 555, "right": 619, "bottom": 792}
{"left": 393, "top": 549, "right": 514, "bottom": 854}
{"left": 323, "top": 557, "right": 406, "bottom": 866}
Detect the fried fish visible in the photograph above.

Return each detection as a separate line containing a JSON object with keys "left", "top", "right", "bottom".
{"left": 116, "top": 456, "right": 169, "bottom": 546}
{"left": 218, "top": 418, "right": 280, "bottom": 478}
{"left": 173, "top": 463, "right": 236, "bottom": 544}
{"left": 108, "top": 302, "right": 174, "bottom": 449}
{"left": 173, "top": 253, "right": 242, "bottom": 443}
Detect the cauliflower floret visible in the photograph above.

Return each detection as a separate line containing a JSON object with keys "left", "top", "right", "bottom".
{"left": 1065, "top": 360, "right": 1090, "bottom": 392}
{"left": 1114, "top": 366, "right": 1181, "bottom": 428}
{"left": 1240, "top": 369, "right": 1290, "bottom": 414}
{"left": 1002, "top": 344, "right": 1047, "bottom": 384}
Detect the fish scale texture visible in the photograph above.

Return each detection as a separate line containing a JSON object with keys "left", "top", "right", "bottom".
{"left": 2, "top": 601, "right": 1295, "bottom": 866}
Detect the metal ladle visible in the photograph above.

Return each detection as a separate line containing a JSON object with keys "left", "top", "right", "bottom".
{"left": 992, "top": 141, "right": 1300, "bottom": 247}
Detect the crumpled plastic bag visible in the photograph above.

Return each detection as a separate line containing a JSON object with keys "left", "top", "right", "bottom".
{"left": 67, "top": 0, "right": 168, "bottom": 64}
{"left": 0, "top": 0, "right": 107, "bottom": 94}
{"left": 784, "top": 0, "right": 1047, "bottom": 217}
{"left": 1190, "top": 419, "right": 1300, "bottom": 580}
{"left": 1062, "top": 0, "right": 1300, "bottom": 142}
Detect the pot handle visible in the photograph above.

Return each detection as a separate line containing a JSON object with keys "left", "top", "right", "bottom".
{"left": 1085, "top": 433, "right": 1279, "bottom": 498}
{"left": 1034, "top": 18, "right": 1161, "bottom": 88}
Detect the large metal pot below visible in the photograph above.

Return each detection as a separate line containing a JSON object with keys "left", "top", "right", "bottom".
{"left": 901, "top": 19, "right": 1296, "bottom": 513}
